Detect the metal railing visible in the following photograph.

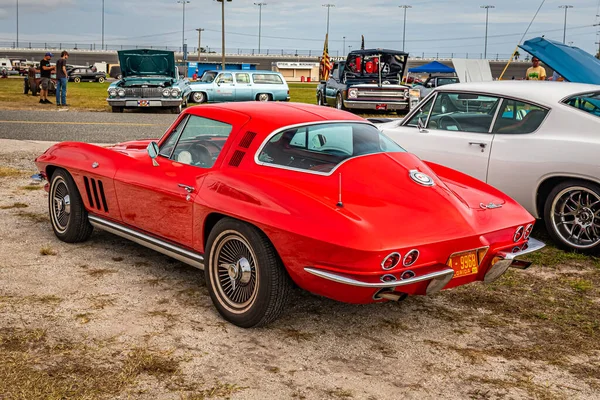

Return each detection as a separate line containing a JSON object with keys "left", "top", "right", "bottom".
{"left": 0, "top": 41, "right": 518, "bottom": 60}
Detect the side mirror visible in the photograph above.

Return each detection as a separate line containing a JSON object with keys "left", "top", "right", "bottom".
{"left": 147, "top": 142, "right": 160, "bottom": 166}
{"left": 311, "top": 134, "right": 327, "bottom": 149}
{"left": 417, "top": 117, "right": 427, "bottom": 133}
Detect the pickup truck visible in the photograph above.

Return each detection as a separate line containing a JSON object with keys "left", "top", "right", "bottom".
{"left": 316, "top": 49, "right": 419, "bottom": 113}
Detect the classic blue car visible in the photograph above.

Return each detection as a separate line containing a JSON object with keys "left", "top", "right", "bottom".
{"left": 187, "top": 70, "right": 290, "bottom": 103}
{"left": 107, "top": 49, "right": 191, "bottom": 114}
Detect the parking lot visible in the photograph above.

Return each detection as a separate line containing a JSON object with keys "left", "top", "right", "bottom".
{"left": 1, "top": 72, "right": 600, "bottom": 399}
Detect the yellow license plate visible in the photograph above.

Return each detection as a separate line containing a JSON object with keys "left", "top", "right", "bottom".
{"left": 447, "top": 250, "right": 479, "bottom": 278}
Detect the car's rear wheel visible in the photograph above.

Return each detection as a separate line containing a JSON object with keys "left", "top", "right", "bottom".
{"left": 192, "top": 92, "right": 206, "bottom": 103}
{"left": 205, "top": 218, "right": 292, "bottom": 328}
{"left": 335, "top": 92, "right": 345, "bottom": 110}
{"left": 544, "top": 180, "right": 600, "bottom": 254}
{"left": 49, "top": 169, "right": 93, "bottom": 243}
{"left": 111, "top": 106, "right": 123, "bottom": 113}
{"left": 98, "top": 76, "right": 105, "bottom": 83}
{"left": 257, "top": 93, "right": 271, "bottom": 102}
{"left": 73, "top": 76, "right": 81, "bottom": 83}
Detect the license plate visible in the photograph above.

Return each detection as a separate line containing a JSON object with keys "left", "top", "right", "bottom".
{"left": 447, "top": 250, "right": 479, "bottom": 278}
{"left": 138, "top": 100, "right": 150, "bottom": 107}
{"left": 376, "top": 104, "right": 387, "bottom": 110}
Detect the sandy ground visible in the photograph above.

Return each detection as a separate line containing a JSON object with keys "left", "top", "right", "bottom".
{"left": 1, "top": 138, "right": 599, "bottom": 400}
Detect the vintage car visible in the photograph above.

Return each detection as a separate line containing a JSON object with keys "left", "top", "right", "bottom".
{"left": 413, "top": 76, "right": 460, "bottom": 100}
{"left": 68, "top": 67, "right": 106, "bottom": 83}
{"left": 106, "top": 49, "right": 191, "bottom": 113}
{"left": 187, "top": 70, "right": 290, "bottom": 104}
{"left": 316, "top": 49, "right": 419, "bottom": 112}
{"left": 34, "top": 102, "right": 543, "bottom": 327}
{"left": 377, "top": 81, "right": 600, "bottom": 253}
{"left": 24, "top": 67, "right": 56, "bottom": 96}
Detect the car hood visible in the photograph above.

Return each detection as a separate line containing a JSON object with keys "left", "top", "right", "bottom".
{"left": 519, "top": 37, "right": 600, "bottom": 84}
{"left": 117, "top": 49, "right": 176, "bottom": 79}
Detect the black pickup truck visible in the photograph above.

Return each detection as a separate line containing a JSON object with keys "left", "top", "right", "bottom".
{"left": 316, "top": 49, "right": 419, "bottom": 113}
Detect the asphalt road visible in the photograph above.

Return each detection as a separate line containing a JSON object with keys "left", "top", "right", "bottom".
{"left": 0, "top": 109, "right": 175, "bottom": 143}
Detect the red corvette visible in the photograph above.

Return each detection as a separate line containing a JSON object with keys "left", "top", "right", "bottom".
{"left": 34, "top": 102, "right": 544, "bottom": 327}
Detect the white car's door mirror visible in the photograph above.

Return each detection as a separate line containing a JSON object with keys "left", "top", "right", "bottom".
{"left": 417, "top": 117, "right": 427, "bottom": 133}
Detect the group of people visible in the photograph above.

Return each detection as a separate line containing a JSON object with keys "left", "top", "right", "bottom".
{"left": 37, "top": 51, "right": 70, "bottom": 106}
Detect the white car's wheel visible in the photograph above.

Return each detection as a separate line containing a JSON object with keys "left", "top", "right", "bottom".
{"left": 257, "top": 93, "right": 271, "bottom": 102}
{"left": 49, "top": 169, "right": 93, "bottom": 243}
{"left": 205, "top": 218, "right": 292, "bottom": 328}
{"left": 545, "top": 180, "right": 600, "bottom": 253}
{"left": 192, "top": 92, "right": 206, "bottom": 103}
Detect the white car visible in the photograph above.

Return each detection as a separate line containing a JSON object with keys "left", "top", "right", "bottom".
{"left": 378, "top": 81, "right": 600, "bottom": 253}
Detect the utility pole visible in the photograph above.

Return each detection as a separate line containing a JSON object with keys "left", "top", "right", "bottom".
{"left": 254, "top": 3, "right": 266, "bottom": 54}
{"left": 216, "top": 0, "right": 232, "bottom": 70}
{"left": 343, "top": 36, "right": 346, "bottom": 55}
{"left": 102, "top": 0, "right": 104, "bottom": 50}
{"left": 322, "top": 4, "right": 335, "bottom": 37}
{"left": 177, "top": 0, "right": 190, "bottom": 55}
{"left": 481, "top": 5, "right": 494, "bottom": 60}
{"left": 16, "top": 0, "right": 19, "bottom": 48}
{"left": 559, "top": 5, "right": 573, "bottom": 44}
{"left": 399, "top": 5, "right": 412, "bottom": 52}
{"left": 196, "top": 28, "right": 204, "bottom": 61}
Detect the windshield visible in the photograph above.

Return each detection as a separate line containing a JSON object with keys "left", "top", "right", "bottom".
{"left": 564, "top": 91, "right": 600, "bottom": 118}
{"left": 257, "top": 122, "right": 405, "bottom": 174}
{"left": 200, "top": 71, "right": 217, "bottom": 83}
{"left": 344, "top": 52, "right": 406, "bottom": 82}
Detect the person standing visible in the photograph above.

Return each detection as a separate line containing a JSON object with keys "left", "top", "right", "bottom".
{"left": 55, "top": 51, "right": 69, "bottom": 107}
{"left": 525, "top": 57, "right": 547, "bottom": 81}
{"left": 39, "top": 52, "right": 55, "bottom": 104}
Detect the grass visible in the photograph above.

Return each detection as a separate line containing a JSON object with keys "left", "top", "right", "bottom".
{"left": 18, "top": 185, "right": 43, "bottom": 191}
{"left": 86, "top": 268, "right": 118, "bottom": 278}
{"left": 0, "top": 167, "right": 27, "bottom": 178}
{"left": 39, "top": 246, "right": 57, "bottom": 256}
{"left": 0, "top": 202, "right": 28, "bottom": 209}
{"left": 17, "top": 211, "right": 49, "bottom": 223}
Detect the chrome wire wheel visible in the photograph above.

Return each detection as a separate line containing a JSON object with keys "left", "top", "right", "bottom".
{"left": 50, "top": 176, "right": 71, "bottom": 234}
{"left": 550, "top": 186, "right": 600, "bottom": 250}
{"left": 211, "top": 231, "right": 259, "bottom": 314}
{"left": 258, "top": 93, "right": 270, "bottom": 102}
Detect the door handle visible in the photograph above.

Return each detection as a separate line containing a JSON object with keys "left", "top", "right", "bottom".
{"left": 469, "top": 142, "right": 487, "bottom": 149}
{"left": 178, "top": 184, "right": 195, "bottom": 193}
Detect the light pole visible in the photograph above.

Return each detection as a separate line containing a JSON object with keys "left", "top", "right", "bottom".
{"left": 216, "top": 0, "right": 232, "bottom": 70}
{"left": 559, "top": 5, "right": 573, "bottom": 44}
{"left": 342, "top": 36, "right": 346, "bottom": 55}
{"left": 177, "top": 1, "right": 190, "bottom": 55}
{"left": 196, "top": 28, "right": 204, "bottom": 61}
{"left": 481, "top": 5, "right": 494, "bottom": 59}
{"left": 399, "top": 5, "right": 411, "bottom": 52}
{"left": 322, "top": 4, "right": 335, "bottom": 37}
{"left": 16, "top": 0, "right": 19, "bottom": 48}
{"left": 254, "top": 3, "right": 266, "bottom": 54}
{"left": 101, "top": 0, "right": 105, "bottom": 50}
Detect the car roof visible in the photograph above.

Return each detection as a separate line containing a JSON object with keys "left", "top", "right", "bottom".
{"left": 205, "top": 69, "right": 282, "bottom": 74}
{"left": 437, "top": 81, "right": 600, "bottom": 105}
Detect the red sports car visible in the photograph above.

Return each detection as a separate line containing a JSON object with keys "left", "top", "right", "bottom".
{"left": 34, "top": 102, "right": 544, "bottom": 327}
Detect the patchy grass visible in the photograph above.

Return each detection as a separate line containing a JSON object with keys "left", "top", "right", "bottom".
{"left": 146, "top": 277, "right": 167, "bottom": 287}
{"left": 75, "top": 313, "right": 92, "bottom": 324}
{"left": 467, "top": 372, "right": 561, "bottom": 400}
{"left": 182, "top": 381, "right": 246, "bottom": 399}
{"left": 279, "top": 328, "right": 314, "bottom": 343}
{"left": 89, "top": 295, "right": 116, "bottom": 310}
{"left": 86, "top": 268, "right": 118, "bottom": 278}
{"left": 0, "top": 202, "right": 28, "bottom": 209}
{"left": 112, "top": 256, "right": 124, "bottom": 262}
{"left": 18, "top": 185, "right": 43, "bottom": 191}
{"left": 39, "top": 246, "right": 57, "bottom": 256}
{"left": 325, "top": 387, "right": 354, "bottom": 399}
{"left": 147, "top": 310, "right": 179, "bottom": 324}
{"left": 17, "top": 211, "right": 49, "bottom": 223}
{"left": 0, "top": 166, "right": 26, "bottom": 178}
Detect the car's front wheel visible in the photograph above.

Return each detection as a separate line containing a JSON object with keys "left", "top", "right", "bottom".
{"left": 317, "top": 91, "right": 325, "bottom": 106}
{"left": 98, "top": 76, "right": 105, "bottom": 83}
{"left": 335, "top": 92, "right": 345, "bottom": 110}
{"left": 205, "top": 218, "right": 292, "bottom": 328}
{"left": 192, "top": 92, "right": 206, "bottom": 103}
{"left": 49, "top": 169, "right": 93, "bottom": 243}
{"left": 544, "top": 180, "right": 600, "bottom": 254}
{"left": 73, "top": 76, "right": 81, "bottom": 83}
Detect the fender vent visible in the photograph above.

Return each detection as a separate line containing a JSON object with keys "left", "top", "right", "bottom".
{"left": 239, "top": 131, "right": 257, "bottom": 149}
{"left": 229, "top": 150, "right": 245, "bottom": 167}
{"left": 83, "top": 176, "right": 109, "bottom": 212}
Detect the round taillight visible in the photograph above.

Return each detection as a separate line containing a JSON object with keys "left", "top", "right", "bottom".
{"left": 524, "top": 224, "right": 533, "bottom": 239}
{"left": 521, "top": 242, "right": 529, "bottom": 251}
{"left": 401, "top": 270, "right": 415, "bottom": 280}
{"left": 381, "top": 252, "right": 401, "bottom": 270}
{"left": 403, "top": 249, "right": 419, "bottom": 267}
{"left": 513, "top": 226, "right": 524, "bottom": 242}
{"left": 380, "top": 274, "right": 397, "bottom": 283}
{"left": 512, "top": 246, "right": 520, "bottom": 253}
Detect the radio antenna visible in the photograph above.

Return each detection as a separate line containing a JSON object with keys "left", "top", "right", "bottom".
{"left": 337, "top": 173, "right": 344, "bottom": 208}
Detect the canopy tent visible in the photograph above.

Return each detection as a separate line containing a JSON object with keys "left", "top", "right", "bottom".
{"left": 519, "top": 37, "right": 600, "bottom": 85}
{"left": 408, "top": 61, "right": 455, "bottom": 74}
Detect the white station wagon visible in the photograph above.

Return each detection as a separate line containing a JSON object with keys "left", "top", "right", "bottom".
{"left": 378, "top": 81, "right": 600, "bottom": 253}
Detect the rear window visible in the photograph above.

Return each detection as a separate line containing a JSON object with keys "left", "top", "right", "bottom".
{"left": 252, "top": 73, "right": 284, "bottom": 84}
{"left": 563, "top": 92, "right": 600, "bottom": 118}
{"left": 257, "top": 122, "right": 405, "bottom": 174}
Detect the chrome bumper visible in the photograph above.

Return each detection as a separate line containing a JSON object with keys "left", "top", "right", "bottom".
{"left": 107, "top": 98, "right": 183, "bottom": 107}
{"left": 343, "top": 100, "right": 409, "bottom": 110}
{"left": 304, "top": 237, "right": 546, "bottom": 295}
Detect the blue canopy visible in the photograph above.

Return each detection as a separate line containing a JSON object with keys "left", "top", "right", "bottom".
{"left": 519, "top": 37, "right": 600, "bottom": 85}
{"left": 408, "top": 61, "right": 455, "bottom": 74}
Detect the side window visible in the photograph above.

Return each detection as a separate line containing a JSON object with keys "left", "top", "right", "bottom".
{"left": 563, "top": 91, "right": 600, "bottom": 118}
{"left": 492, "top": 99, "right": 549, "bottom": 134}
{"left": 406, "top": 96, "right": 435, "bottom": 127}
{"left": 253, "top": 74, "right": 284, "bottom": 84}
{"left": 428, "top": 92, "right": 500, "bottom": 133}
{"left": 217, "top": 73, "right": 233, "bottom": 83}
{"left": 159, "top": 116, "right": 188, "bottom": 158}
{"left": 235, "top": 73, "right": 250, "bottom": 84}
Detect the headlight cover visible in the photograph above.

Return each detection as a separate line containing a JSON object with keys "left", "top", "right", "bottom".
{"left": 171, "top": 88, "right": 181, "bottom": 98}
{"left": 117, "top": 89, "right": 126, "bottom": 97}
{"left": 108, "top": 88, "right": 117, "bottom": 97}
{"left": 348, "top": 88, "right": 358, "bottom": 99}
{"left": 162, "top": 89, "right": 171, "bottom": 97}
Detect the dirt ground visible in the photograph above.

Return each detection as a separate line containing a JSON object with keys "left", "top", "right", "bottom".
{"left": 1, "top": 138, "right": 599, "bottom": 400}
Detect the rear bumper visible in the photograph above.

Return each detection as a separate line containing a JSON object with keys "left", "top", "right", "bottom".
{"left": 343, "top": 100, "right": 409, "bottom": 111}
{"left": 107, "top": 98, "right": 183, "bottom": 107}
{"left": 304, "top": 237, "right": 545, "bottom": 296}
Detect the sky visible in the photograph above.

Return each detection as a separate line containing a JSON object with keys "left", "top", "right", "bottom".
{"left": 0, "top": 0, "right": 599, "bottom": 58}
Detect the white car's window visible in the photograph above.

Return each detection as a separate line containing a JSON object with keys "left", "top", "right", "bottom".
{"left": 217, "top": 73, "right": 233, "bottom": 84}
{"left": 235, "top": 73, "right": 250, "bottom": 84}
{"left": 253, "top": 74, "right": 283, "bottom": 84}
{"left": 563, "top": 92, "right": 600, "bottom": 119}
{"left": 258, "top": 123, "right": 405, "bottom": 174}
{"left": 427, "top": 92, "right": 500, "bottom": 133}
{"left": 163, "top": 115, "right": 232, "bottom": 169}
{"left": 492, "top": 99, "right": 549, "bottom": 134}
{"left": 406, "top": 95, "right": 435, "bottom": 126}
